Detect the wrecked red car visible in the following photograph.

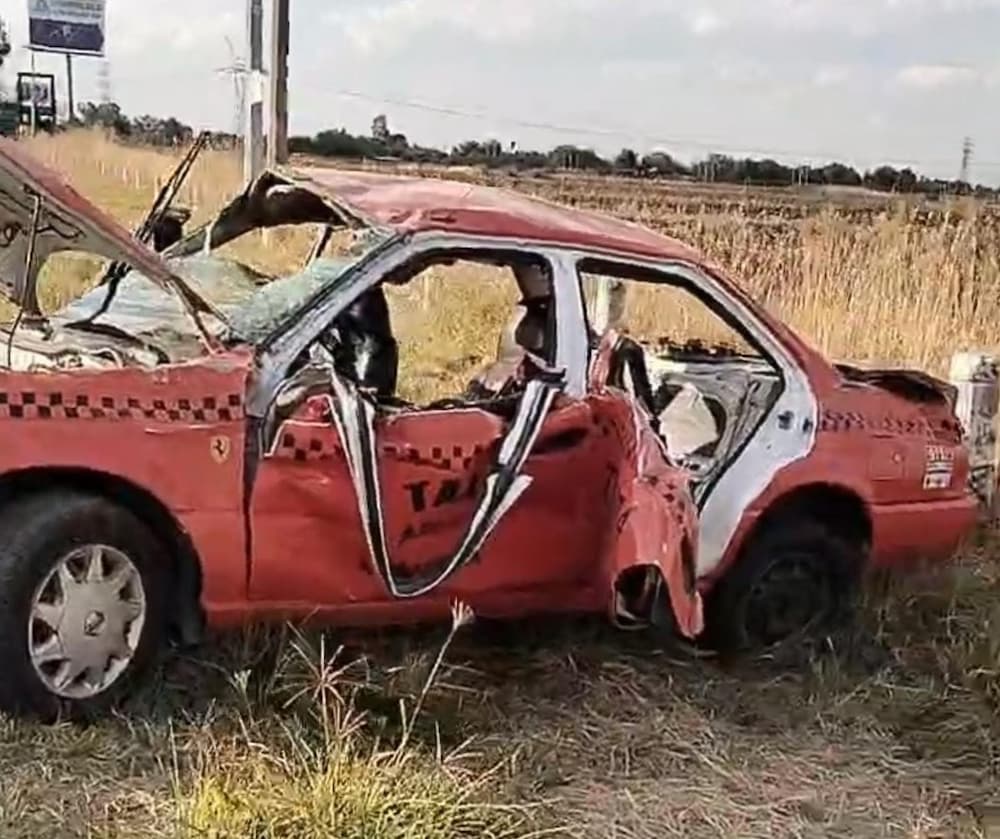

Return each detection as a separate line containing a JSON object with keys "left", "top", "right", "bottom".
{"left": 0, "top": 139, "right": 977, "bottom": 718}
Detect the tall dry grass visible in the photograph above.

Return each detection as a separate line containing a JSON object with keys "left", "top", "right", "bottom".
{"left": 1, "top": 130, "right": 998, "bottom": 838}
{"left": 19, "top": 129, "right": 1000, "bottom": 379}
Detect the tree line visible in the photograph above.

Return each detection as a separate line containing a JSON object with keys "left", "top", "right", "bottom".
{"left": 76, "top": 102, "right": 994, "bottom": 198}
{"left": 77, "top": 102, "right": 238, "bottom": 150}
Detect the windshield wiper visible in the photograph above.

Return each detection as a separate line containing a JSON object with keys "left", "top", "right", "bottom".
{"left": 73, "top": 131, "right": 211, "bottom": 326}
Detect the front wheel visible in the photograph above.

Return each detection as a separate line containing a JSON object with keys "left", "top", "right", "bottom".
{"left": 0, "top": 491, "right": 169, "bottom": 720}
{"left": 705, "top": 519, "right": 865, "bottom": 652}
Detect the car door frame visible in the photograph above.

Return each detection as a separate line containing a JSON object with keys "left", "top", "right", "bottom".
{"left": 546, "top": 248, "right": 819, "bottom": 580}
{"left": 244, "top": 232, "right": 595, "bottom": 603}
{"left": 248, "top": 232, "right": 592, "bottom": 416}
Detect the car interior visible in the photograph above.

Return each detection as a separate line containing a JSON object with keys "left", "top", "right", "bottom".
{"left": 578, "top": 259, "right": 785, "bottom": 492}
{"left": 268, "top": 249, "right": 564, "bottom": 435}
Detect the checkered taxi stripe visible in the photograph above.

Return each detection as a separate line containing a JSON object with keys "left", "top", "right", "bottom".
{"left": 820, "top": 409, "right": 962, "bottom": 442}
{"left": 0, "top": 391, "right": 244, "bottom": 422}
{"left": 274, "top": 428, "right": 486, "bottom": 470}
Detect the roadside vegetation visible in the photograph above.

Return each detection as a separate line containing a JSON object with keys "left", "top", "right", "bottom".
{"left": 0, "top": 129, "right": 997, "bottom": 837}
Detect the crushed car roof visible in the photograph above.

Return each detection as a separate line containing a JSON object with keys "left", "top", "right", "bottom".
{"left": 285, "top": 167, "right": 703, "bottom": 263}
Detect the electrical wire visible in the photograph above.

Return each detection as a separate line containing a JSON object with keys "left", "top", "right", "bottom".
{"left": 334, "top": 88, "right": 1000, "bottom": 174}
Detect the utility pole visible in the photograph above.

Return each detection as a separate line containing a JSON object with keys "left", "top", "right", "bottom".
{"left": 244, "top": 0, "right": 265, "bottom": 183}
{"left": 267, "top": 0, "right": 290, "bottom": 167}
{"left": 65, "top": 54, "right": 75, "bottom": 123}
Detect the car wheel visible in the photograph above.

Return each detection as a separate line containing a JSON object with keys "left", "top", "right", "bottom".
{"left": 705, "top": 518, "right": 864, "bottom": 652}
{"left": 0, "top": 491, "right": 169, "bottom": 720}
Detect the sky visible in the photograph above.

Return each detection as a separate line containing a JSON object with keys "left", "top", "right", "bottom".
{"left": 1, "top": 0, "right": 999, "bottom": 182}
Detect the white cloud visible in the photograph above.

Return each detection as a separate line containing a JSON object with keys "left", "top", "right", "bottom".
{"left": 895, "top": 63, "right": 981, "bottom": 88}
{"left": 324, "top": 0, "right": 617, "bottom": 53}
{"left": 600, "top": 58, "right": 682, "bottom": 80}
{"left": 689, "top": 10, "right": 726, "bottom": 35}
{"left": 813, "top": 65, "right": 852, "bottom": 86}
{"left": 715, "top": 59, "right": 771, "bottom": 85}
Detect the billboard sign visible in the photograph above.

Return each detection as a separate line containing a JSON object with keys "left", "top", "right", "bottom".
{"left": 27, "top": 0, "right": 107, "bottom": 56}
{"left": 17, "top": 72, "right": 57, "bottom": 129}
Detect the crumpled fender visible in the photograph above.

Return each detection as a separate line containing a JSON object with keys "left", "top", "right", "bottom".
{"left": 589, "top": 329, "right": 704, "bottom": 638}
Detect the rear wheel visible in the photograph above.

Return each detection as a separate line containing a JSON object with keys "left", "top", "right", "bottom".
{"left": 705, "top": 519, "right": 865, "bottom": 652}
{"left": 0, "top": 492, "right": 169, "bottom": 720}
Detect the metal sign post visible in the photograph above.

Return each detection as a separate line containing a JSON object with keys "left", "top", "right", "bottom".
{"left": 65, "top": 53, "right": 74, "bottom": 121}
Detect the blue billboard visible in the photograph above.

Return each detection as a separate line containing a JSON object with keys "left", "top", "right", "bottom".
{"left": 28, "top": 0, "right": 106, "bottom": 57}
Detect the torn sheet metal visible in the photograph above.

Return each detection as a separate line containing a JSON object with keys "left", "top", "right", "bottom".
{"left": 327, "top": 371, "right": 563, "bottom": 598}
{"left": 590, "top": 330, "right": 704, "bottom": 638}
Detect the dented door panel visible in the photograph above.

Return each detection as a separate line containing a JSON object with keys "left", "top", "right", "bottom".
{"left": 249, "top": 376, "right": 605, "bottom": 608}
{"left": 248, "top": 360, "right": 702, "bottom": 638}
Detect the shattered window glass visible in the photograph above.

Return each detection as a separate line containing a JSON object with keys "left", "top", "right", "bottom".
{"left": 226, "top": 227, "right": 390, "bottom": 343}
{"left": 227, "top": 257, "right": 354, "bottom": 343}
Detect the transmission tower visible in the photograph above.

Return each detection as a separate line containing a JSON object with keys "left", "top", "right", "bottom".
{"left": 960, "top": 136, "right": 974, "bottom": 184}
{"left": 216, "top": 36, "right": 247, "bottom": 139}
{"left": 97, "top": 60, "right": 113, "bottom": 104}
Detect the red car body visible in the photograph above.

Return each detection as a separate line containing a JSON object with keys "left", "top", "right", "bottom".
{"left": 0, "top": 140, "right": 978, "bottom": 666}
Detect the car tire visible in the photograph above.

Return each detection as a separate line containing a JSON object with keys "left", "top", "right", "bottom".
{"left": 705, "top": 518, "right": 865, "bottom": 653}
{"left": 0, "top": 491, "right": 170, "bottom": 721}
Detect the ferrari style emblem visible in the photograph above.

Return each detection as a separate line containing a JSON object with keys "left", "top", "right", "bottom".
{"left": 210, "top": 435, "right": 232, "bottom": 464}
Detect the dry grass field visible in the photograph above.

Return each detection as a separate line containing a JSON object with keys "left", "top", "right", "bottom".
{"left": 1, "top": 129, "right": 999, "bottom": 838}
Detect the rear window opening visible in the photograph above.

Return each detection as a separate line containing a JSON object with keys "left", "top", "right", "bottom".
{"left": 578, "top": 257, "right": 784, "bottom": 494}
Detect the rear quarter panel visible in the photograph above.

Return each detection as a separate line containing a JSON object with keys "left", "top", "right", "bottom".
{"left": 710, "top": 376, "right": 975, "bottom": 585}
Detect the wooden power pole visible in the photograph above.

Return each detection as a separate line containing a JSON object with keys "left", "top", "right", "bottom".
{"left": 244, "top": 0, "right": 265, "bottom": 182}
{"left": 267, "top": 0, "right": 290, "bottom": 167}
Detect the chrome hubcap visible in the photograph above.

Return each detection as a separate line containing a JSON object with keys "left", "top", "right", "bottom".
{"left": 28, "top": 545, "right": 146, "bottom": 699}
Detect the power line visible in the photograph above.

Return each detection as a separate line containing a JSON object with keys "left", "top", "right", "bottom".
{"left": 334, "top": 88, "right": 1000, "bottom": 173}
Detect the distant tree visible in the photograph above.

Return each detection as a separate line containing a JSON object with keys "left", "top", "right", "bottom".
{"left": 452, "top": 139, "right": 483, "bottom": 158}
{"left": 864, "top": 165, "right": 898, "bottom": 191}
{"left": 819, "top": 162, "right": 862, "bottom": 187}
{"left": 641, "top": 151, "right": 686, "bottom": 177}
{"left": 693, "top": 153, "right": 736, "bottom": 182}
{"left": 78, "top": 101, "right": 131, "bottom": 136}
{"left": 371, "top": 114, "right": 389, "bottom": 142}
{"left": 614, "top": 148, "right": 638, "bottom": 172}
{"left": 62, "top": 99, "right": 1000, "bottom": 200}
{"left": 896, "top": 167, "right": 919, "bottom": 193}
{"left": 310, "top": 128, "right": 377, "bottom": 158}
{"left": 549, "top": 144, "right": 609, "bottom": 172}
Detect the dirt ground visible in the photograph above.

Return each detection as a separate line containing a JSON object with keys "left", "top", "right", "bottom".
{"left": 1, "top": 540, "right": 998, "bottom": 839}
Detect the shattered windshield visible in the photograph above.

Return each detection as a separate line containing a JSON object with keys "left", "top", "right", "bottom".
{"left": 52, "top": 227, "right": 390, "bottom": 354}
{"left": 227, "top": 256, "right": 355, "bottom": 343}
